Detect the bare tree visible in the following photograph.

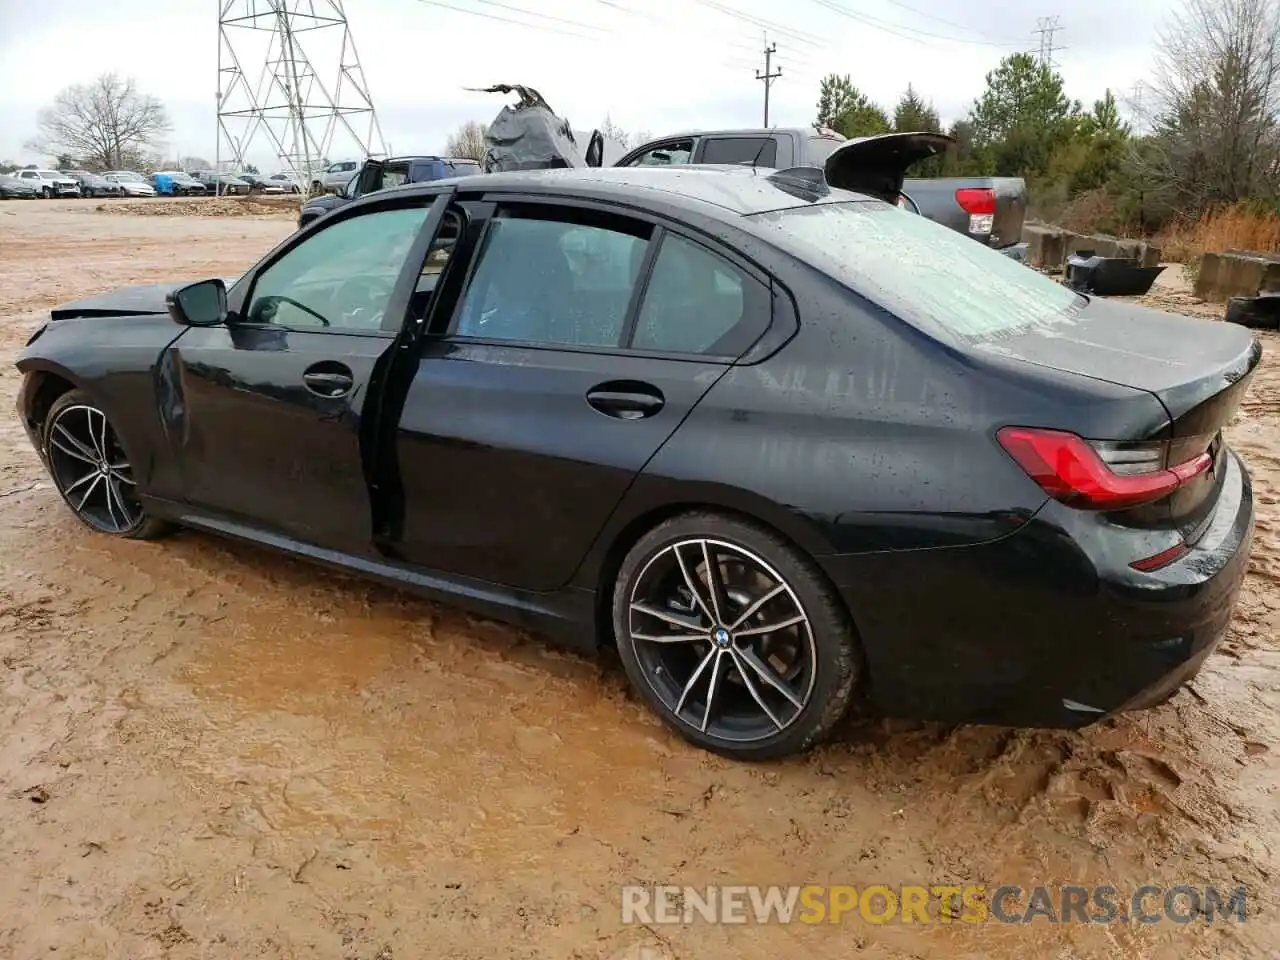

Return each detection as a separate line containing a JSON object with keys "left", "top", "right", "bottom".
{"left": 27, "top": 74, "right": 170, "bottom": 171}
{"left": 1145, "top": 0, "right": 1280, "bottom": 212}
{"left": 599, "top": 115, "right": 632, "bottom": 150}
{"left": 445, "top": 121, "right": 487, "bottom": 162}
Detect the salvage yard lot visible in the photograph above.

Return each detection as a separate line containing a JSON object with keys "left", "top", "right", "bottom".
{"left": 1, "top": 199, "right": 1278, "bottom": 959}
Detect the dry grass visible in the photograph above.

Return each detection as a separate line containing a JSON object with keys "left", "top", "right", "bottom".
{"left": 1159, "top": 204, "right": 1280, "bottom": 263}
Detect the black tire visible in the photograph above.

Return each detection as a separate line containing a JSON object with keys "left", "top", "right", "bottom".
{"left": 41, "top": 186, "right": 52, "bottom": 199}
{"left": 42, "top": 389, "right": 170, "bottom": 540}
{"left": 612, "top": 511, "right": 860, "bottom": 761}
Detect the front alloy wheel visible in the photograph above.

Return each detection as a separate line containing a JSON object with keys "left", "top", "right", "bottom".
{"left": 614, "top": 513, "right": 860, "bottom": 760}
{"left": 42, "top": 390, "right": 167, "bottom": 539}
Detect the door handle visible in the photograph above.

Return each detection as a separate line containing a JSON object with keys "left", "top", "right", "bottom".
{"left": 302, "top": 366, "right": 354, "bottom": 398}
{"left": 586, "top": 381, "right": 665, "bottom": 420}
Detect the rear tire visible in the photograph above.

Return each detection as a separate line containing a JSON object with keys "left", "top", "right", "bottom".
{"left": 42, "top": 389, "right": 170, "bottom": 540}
{"left": 612, "top": 512, "right": 860, "bottom": 760}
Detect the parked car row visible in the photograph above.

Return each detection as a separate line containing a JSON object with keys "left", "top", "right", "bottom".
{"left": 0, "top": 167, "right": 307, "bottom": 200}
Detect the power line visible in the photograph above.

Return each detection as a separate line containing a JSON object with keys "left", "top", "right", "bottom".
{"left": 807, "top": 0, "right": 1026, "bottom": 47}
{"left": 469, "top": 0, "right": 609, "bottom": 32}
{"left": 692, "top": 0, "right": 832, "bottom": 50}
{"left": 877, "top": 0, "right": 1027, "bottom": 40}
{"left": 415, "top": 0, "right": 602, "bottom": 40}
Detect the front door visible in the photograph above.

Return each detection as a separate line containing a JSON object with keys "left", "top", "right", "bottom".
{"left": 165, "top": 193, "right": 451, "bottom": 552}
{"left": 389, "top": 197, "right": 774, "bottom": 592}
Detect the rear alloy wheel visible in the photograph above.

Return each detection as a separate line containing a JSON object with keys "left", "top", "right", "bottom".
{"left": 42, "top": 390, "right": 168, "bottom": 539}
{"left": 613, "top": 513, "right": 859, "bottom": 760}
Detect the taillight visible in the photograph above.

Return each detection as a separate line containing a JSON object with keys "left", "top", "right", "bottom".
{"left": 955, "top": 187, "right": 995, "bottom": 235}
{"left": 996, "top": 426, "right": 1212, "bottom": 511}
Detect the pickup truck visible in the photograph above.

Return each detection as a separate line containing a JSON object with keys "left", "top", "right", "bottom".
{"left": 298, "top": 155, "right": 481, "bottom": 229}
{"left": 614, "top": 128, "right": 1027, "bottom": 254}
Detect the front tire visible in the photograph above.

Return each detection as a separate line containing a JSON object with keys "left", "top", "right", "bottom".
{"left": 42, "top": 390, "right": 169, "bottom": 540}
{"left": 612, "top": 512, "right": 860, "bottom": 760}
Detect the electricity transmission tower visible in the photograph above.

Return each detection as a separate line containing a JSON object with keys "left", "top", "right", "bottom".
{"left": 216, "top": 0, "right": 388, "bottom": 192}
{"left": 1033, "top": 16, "right": 1064, "bottom": 70}
{"left": 756, "top": 40, "right": 781, "bottom": 127}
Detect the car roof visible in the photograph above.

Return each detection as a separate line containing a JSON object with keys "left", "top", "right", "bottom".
{"left": 374, "top": 165, "right": 870, "bottom": 217}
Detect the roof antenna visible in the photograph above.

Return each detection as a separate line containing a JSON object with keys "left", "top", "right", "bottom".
{"left": 748, "top": 136, "right": 770, "bottom": 174}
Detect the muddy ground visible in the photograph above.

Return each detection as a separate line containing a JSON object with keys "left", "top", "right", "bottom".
{"left": 0, "top": 200, "right": 1277, "bottom": 960}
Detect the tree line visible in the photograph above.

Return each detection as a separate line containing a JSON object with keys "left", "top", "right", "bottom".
{"left": 814, "top": 0, "right": 1280, "bottom": 235}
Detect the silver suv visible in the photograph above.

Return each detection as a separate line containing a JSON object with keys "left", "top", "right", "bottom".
{"left": 14, "top": 169, "right": 80, "bottom": 198}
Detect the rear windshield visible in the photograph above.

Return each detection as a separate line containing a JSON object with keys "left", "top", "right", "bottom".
{"left": 749, "top": 200, "right": 1081, "bottom": 340}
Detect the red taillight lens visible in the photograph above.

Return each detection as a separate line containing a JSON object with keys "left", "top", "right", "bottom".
{"left": 996, "top": 426, "right": 1213, "bottom": 511}
{"left": 954, "top": 187, "right": 995, "bottom": 215}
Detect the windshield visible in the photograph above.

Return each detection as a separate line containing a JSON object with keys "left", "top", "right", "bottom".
{"left": 38, "top": 170, "right": 63, "bottom": 178}
{"left": 112, "top": 172, "right": 144, "bottom": 182}
{"left": 749, "top": 200, "right": 1082, "bottom": 341}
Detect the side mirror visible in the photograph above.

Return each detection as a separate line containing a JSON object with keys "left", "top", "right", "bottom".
{"left": 167, "top": 279, "right": 227, "bottom": 326}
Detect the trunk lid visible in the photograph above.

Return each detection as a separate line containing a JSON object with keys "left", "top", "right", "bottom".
{"left": 982, "top": 297, "right": 1262, "bottom": 536}
{"left": 823, "top": 131, "right": 954, "bottom": 203}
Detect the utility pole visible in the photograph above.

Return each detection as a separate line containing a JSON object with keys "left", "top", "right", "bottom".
{"left": 756, "top": 40, "right": 781, "bottom": 127}
{"left": 1033, "top": 16, "right": 1064, "bottom": 71}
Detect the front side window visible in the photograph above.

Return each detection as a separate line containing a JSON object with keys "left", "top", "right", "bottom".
{"left": 751, "top": 200, "right": 1082, "bottom": 341}
{"left": 632, "top": 234, "right": 748, "bottom": 354}
{"left": 454, "top": 213, "right": 649, "bottom": 347}
{"left": 246, "top": 205, "right": 431, "bottom": 332}
{"left": 627, "top": 139, "right": 694, "bottom": 167}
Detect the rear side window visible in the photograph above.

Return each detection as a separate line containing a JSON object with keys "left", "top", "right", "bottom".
{"left": 751, "top": 200, "right": 1081, "bottom": 340}
{"left": 633, "top": 234, "right": 750, "bottom": 355}
{"left": 453, "top": 213, "right": 650, "bottom": 347}
{"left": 700, "top": 137, "right": 777, "bottom": 166}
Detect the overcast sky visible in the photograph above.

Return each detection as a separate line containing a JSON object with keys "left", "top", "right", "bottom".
{"left": 0, "top": 0, "right": 1178, "bottom": 170}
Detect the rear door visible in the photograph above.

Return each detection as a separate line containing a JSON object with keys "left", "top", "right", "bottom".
{"left": 388, "top": 194, "right": 775, "bottom": 591}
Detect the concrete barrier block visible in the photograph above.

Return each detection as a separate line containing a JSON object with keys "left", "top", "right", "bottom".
{"left": 1194, "top": 250, "right": 1280, "bottom": 302}
{"left": 1023, "top": 224, "right": 1069, "bottom": 271}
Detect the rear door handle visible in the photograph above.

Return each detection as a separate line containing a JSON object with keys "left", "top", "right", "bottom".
{"left": 586, "top": 381, "right": 665, "bottom": 420}
{"left": 302, "top": 364, "right": 354, "bottom": 398}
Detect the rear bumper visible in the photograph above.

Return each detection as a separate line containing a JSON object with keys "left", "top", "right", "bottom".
{"left": 820, "top": 450, "right": 1255, "bottom": 727}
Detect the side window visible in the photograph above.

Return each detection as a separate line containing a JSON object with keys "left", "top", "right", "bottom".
{"left": 806, "top": 136, "right": 844, "bottom": 165}
{"left": 700, "top": 137, "right": 778, "bottom": 166}
{"left": 246, "top": 205, "right": 430, "bottom": 332}
{"left": 625, "top": 139, "right": 694, "bottom": 167}
{"left": 410, "top": 209, "right": 463, "bottom": 317}
{"left": 632, "top": 234, "right": 757, "bottom": 356}
{"left": 454, "top": 212, "right": 649, "bottom": 348}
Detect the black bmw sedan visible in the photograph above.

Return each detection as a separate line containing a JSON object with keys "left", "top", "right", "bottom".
{"left": 14, "top": 166, "right": 1259, "bottom": 759}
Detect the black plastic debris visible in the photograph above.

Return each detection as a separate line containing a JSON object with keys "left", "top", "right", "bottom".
{"left": 1064, "top": 253, "right": 1166, "bottom": 296}
{"left": 1224, "top": 294, "right": 1280, "bottom": 330}
{"left": 473, "top": 83, "right": 600, "bottom": 173}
